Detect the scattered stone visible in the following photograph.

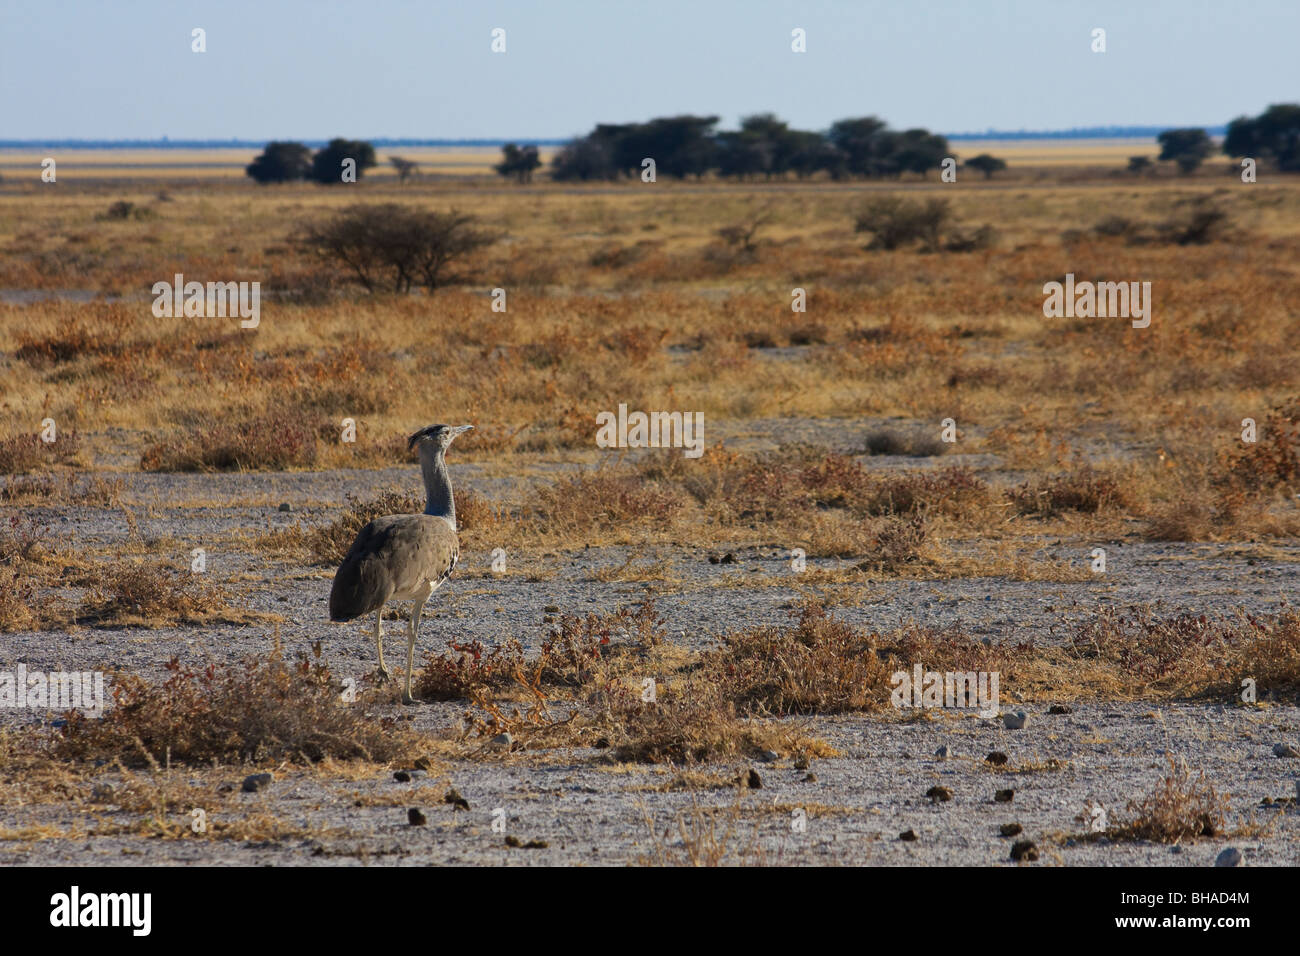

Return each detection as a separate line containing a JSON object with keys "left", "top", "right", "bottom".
{"left": 985, "top": 751, "right": 1009, "bottom": 766}
{"left": 1003, "top": 710, "right": 1028, "bottom": 730}
{"left": 995, "top": 788, "right": 1015, "bottom": 803}
{"left": 1049, "top": 704, "right": 1073, "bottom": 715}
{"left": 899, "top": 829, "right": 918, "bottom": 842}
{"left": 488, "top": 732, "right": 514, "bottom": 752}
{"left": 277, "top": 502, "right": 293, "bottom": 512}
{"left": 444, "top": 788, "right": 470, "bottom": 811}
{"left": 934, "top": 745, "right": 951, "bottom": 759}
{"left": 90, "top": 784, "right": 115, "bottom": 802}
{"left": 1214, "top": 847, "right": 1242, "bottom": 868}
{"left": 802, "top": 772, "right": 817, "bottom": 783}
{"left": 407, "top": 807, "right": 427, "bottom": 826}
{"left": 720, "top": 552, "right": 736, "bottom": 564}
{"left": 413, "top": 756, "right": 436, "bottom": 772}
{"left": 1273, "top": 743, "right": 1300, "bottom": 758}
{"left": 241, "top": 773, "right": 273, "bottom": 793}
{"left": 393, "top": 770, "right": 412, "bottom": 783}
{"left": 793, "top": 754, "right": 810, "bottom": 770}
{"left": 505, "top": 835, "right": 522, "bottom": 848}
{"left": 746, "top": 768, "right": 763, "bottom": 789}
{"left": 926, "top": 786, "right": 952, "bottom": 803}
{"left": 1000, "top": 823, "right": 1023, "bottom": 837}
{"left": 543, "top": 605, "right": 560, "bottom": 614}
{"left": 759, "top": 749, "right": 780, "bottom": 763}
{"left": 524, "top": 839, "right": 549, "bottom": 849}
{"left": 593, "top": 736, "right": 610, "bottom": 749}
{"left": 1010, "top": 839, "right": 1039, "bottom": 862}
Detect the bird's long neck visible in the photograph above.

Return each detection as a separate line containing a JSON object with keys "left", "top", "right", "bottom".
{"left": 419, "top": 445, "right": 456, "bottom": 527}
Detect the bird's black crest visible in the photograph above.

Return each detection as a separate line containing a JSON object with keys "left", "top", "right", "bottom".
{"left": 407, "top": 425, "right": 439, "bottom": 451}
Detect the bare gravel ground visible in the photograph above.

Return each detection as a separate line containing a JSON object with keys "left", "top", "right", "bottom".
{"left": 3, "top": 460, "right": 1299, "bottom": 866}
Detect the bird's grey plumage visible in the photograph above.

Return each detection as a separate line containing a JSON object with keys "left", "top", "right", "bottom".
{"left": 328, "top": 515, "right": 458, "bottom": 621}
{"left": 328, "top": 423, "right": 473, "bottom": 703}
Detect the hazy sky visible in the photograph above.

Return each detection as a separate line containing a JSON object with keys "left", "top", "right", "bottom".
{"left": 3, "top": 1, "right": 1296, "bottom": 140}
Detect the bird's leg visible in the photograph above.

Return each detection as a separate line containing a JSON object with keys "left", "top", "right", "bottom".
{"left": 373, "top": 608, "right": 392, "bottom": 682}
{"left": 402, "top": 601, "right": 423, "bottom": 705}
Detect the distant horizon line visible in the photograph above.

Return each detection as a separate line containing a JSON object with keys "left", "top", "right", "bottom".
{"left": 0, "top": 125, "right": 1229, "bottom": 149}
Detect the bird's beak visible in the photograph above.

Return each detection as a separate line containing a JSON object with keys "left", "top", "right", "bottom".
{"left": 451, "top": 425, "right": 474, "bottom": 439}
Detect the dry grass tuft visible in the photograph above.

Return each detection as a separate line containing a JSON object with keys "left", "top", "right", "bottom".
{"left": 0, "top": 431, "right": 82, "bottom": 473}
{"left": 141, "top": 417, "right": 319, "bottom": 472}
{"left": 56, "top": 651, "right": 427, "bottom": 767}
{"left": 77, "top": 562, "right": 234, "bottom": 626}
{"left": 637, "top": 794, "right": 766, "bottom": 866}
{"left": 1007, "top": 465, "right": 1131, "bottom": 517}
{"left": 1107, "top": 756, "right": 1230, "bottom": 843}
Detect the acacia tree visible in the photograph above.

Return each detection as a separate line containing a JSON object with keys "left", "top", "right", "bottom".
{"left": 1223, "top": 104, "right": 1300, "bottom": 171}
{"left": 299, "top": 205, "right": 499, "bottom": 293}
{"left": 309, "top": 138, "right": 377, "bottom": 184}
{"left": 1157, "top": 128, "right": 1212, "bottom": 174}
{"left": 389, "top": 156, "right": 419, "bottom": 183}
{"left": 963, "top": 154, "right": 1007, "bottom": 179}
{"left": 246, "top": 142, "right": 312, "bottom": 183}
{"left": 494, "top": 144, "right": 542, "bottom": 183}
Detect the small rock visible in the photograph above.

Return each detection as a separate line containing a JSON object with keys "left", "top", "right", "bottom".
{"left": 1273, "top": 743, "right": 1300, "bottom": 758}
{"left": 1214, "top": 847, "right": 1242, "bottom": 868}
{"left": 543, "top": 604, "right": 560, "bottom": 614}
{"left": 90, "top": 784, "right": 115, "bottom": 802}
{"left": 444, "top": 788, "right": 470, "bottom": 811}
{"left": 504, "top": 835, "right": 522, "bottom": 847}
{"left": 746, "top": 769, "right": 763, "bottom": 789}
{"left": 1003, "top": 710, "right": 1028, "bottom": 730}
{"left": 985, "top": 751, "right": 1009, "bottom": 766}
{"left": 707, "top": 555, "right": 720, "bottom": 564}
{"left": 793, "top": 754, "right": 810, "bottom": 770}
{"left": 995, "top": 788, "right": 1015, "bottom": 803}
{"left": 801, "top": 772, "right": 817, "bottom": 783}
{"left": 1010, "top": 839, "right": 1039, "bottom": 862}
{"left": 899, "top": 829, "right": 918, "bottom": 841}
{"left": 719, "top": 553, "right": 736, "bottom": 564}
{"left": 408, "top": 807, "right": 427, "bottom": 826}
{"left": 393, "top": 770, "right": 412, "bottom": 783}
{"left": 759, "top": 749, "right": 779, "bottom": 763}
{"left": 1049, "top": 704, "right": 1073, "bottom": 715}
{"left": 488, "top": 732, "right": 514, "bottom": 752}
{"left": 926, "top": 786, "right": 952, "bottom": 803}
{"left": 1000, "top": 823, "right": 1023, "bottom": 837}
{"left": 523, "top": 839, "right": 549, "bottom": 849}
{"left": 934, "top": 745, "right": 951, "bottom": 760}
{"left": 241, "top": 772, "right": 273, "bottom": 793}
{"left": 277, "top": 502, "right": 293, "bottom": 512}
{"left": 413, "top": 756, "right": 436, "bottom": 771}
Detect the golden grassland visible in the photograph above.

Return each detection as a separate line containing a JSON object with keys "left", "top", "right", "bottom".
{"left": 0, "top": 160, "right": 1297, "bottom": 592}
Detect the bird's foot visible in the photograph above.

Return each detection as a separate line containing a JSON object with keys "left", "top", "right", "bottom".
{"left": 400, "top": 691, "right": 418, "bottom": 706}
{"left": 373, "top": 665, "right": 393, "bottom": 684}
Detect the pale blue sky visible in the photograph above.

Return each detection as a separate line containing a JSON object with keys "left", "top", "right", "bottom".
{"left": 2, "top": 0, "right": 1296, "bottom": 140}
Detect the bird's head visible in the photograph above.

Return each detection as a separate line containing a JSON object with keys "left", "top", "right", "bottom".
{"left": 408, "top": 423, "right": 473, "bottom": 454}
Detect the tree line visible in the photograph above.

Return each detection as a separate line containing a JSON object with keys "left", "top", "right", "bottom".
{"left": 243, "top": 103, "right": 1300, "bottom": 185}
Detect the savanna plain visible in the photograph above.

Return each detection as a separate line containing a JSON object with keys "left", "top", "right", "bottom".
{"left": 0, "top": 143, "right": 1298, "bottom": 865}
